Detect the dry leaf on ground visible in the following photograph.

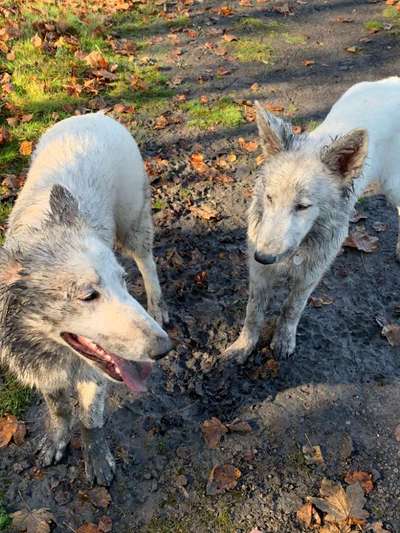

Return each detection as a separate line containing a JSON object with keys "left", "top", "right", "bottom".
{"left": 0, "top": 415, "right": 25, "bottom": 447}
{"left": 190, "top": 204, "right": 218, "bottom": 221}
{"left": 343, "top": 228, "right": 379, "bottom": 253}
{"left": 265, "top": 103, "right": 284, "bottom": 113}
{"left": 302, "top": 444, "right": 324, "bottom": 465}
{"left": 201, "top": 417, "right": 228, "bottom": 448}
{"left": 370, "top": 521, "right": 390, "bottom": 532}
{"left": 310, "top": 479, "right": 368, "bottom": 526}
{"left": 190, "top": 153, "right": 208, "bottom": 173}
{"left": 11, "top": 508, "right": 55, "bottom": 533}
{"left": 223, "top": 33, "right": 238, "bottom": 42}
{"left": 304, "top": 59, "right": 315, "bottom": 66}
{"left": 87, "top": 487, "right": 111, "bottom": 509}
{"left": 19, "top": 140, "right": 33, "bottom": 156}
{"left": 226, "top": 419, "right": 252, "bottom": 434}
{"left": 319, "top": 525, "right": 352, "bottom": 533}
{"left": 394, "top": 424, "right": 400, "bottom": 442}
{"left": 206, "top": 464, "right": 241, "bottom": 495}
{"left": 381, "top": 324, "right": 400, "bottom": 346}
{"left": 238, "top": 137, "right": 258, "bottom": 152}
{"left": 31, "top": 33, "right": 42, "bottom": 48}
{"left": 344, "top": 471, "right": 374, "bottom": 494}
{"left": 309, "top": 296, "right": 334, "bottom": 308}
{"left": 76, "top": 524, "right": 101, "bottom": 533}
{"left": 297, "top": 502, "right": 313, "bottom": 527}
{"left": 84, "top": 50, "right": 109, "bottom": 69}
{"left": 154, "top": 115, "right": 168, "bottom": 129}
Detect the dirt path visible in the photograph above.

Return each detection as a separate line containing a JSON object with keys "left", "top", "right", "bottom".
{"left": 2, "top": 1, "right": 400, "bottom": 532}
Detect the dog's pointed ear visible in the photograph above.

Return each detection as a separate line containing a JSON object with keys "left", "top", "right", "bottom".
{"left": 255, "top": 100, "right": 294, "bottom": 158}
{"left": 0, "top": 248, "right": 26, "bottom": 285}
{"left": 321, "top": 129, "right": 368, "bottom": 182}
{"left": 49, "top": 184, "right": 80, "bottom": 225}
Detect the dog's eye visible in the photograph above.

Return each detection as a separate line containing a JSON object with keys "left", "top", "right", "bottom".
{"left": 295, "top": 203, "right": 311, "bottom": 211}
{"left": 79, "top": 290, "right": 100, "bottom": 302}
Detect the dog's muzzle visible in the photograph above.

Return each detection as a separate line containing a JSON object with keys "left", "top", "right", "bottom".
{"left": 254, "top": 251, "right": 278, "bottom": 265}
{"left": 149, "top": 334, "right": 173, "bottom": 361}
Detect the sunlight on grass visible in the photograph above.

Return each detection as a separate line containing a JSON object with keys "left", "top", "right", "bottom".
{"left": 184, "top": 97, "right": 244, "bottom": 129}
{"left": 235, "top": 17, "right": 281, "bottom": 32}
{"left": 0, "top": 374, "right": 33, "bottom": 418}
{"left": 364, "top": 20, "right": 384, "bottom": 32}
{"left": 227, "top": 37, "right": 273, "bottom": 63}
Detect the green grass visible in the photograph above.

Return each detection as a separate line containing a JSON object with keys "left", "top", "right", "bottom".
{"left": 306, "top": 119, "right": 321, "bottom": 131}
{"left": 235, "top": 17, "right": 281, "bottom": 32}
{"left": 227, "top": 37, "right": 273, "bottom": 63}
{"left": 364, "top": 20, "right": 384, "bottom": 32}
{"left": 0, "top": 503, "right": 11, "bottom": 531}
{"left": 184, "top": 97, "right": 244, "bottom": 129}
{"left": 0, "top": 374, "right": 33, "bottom": 418}
{"left": 383, "top": 6, "right": 400, "bottom": 19}
{"left": 283, "top": 33, "right": 307, "bottom": 45}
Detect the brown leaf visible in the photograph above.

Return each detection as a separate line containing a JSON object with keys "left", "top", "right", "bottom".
{"left": 0, "top": 125, "right": 9, "bottom": 144}
{"left": 200, "top": 95, "right": 209, "bottom": 104}
{"left": 223, "top": 34, "right": 238, "bottom": 42}
{"left": 206, "top": 464, "right": 241, "bottom": 495}
{"left": 226, "top": 419, "right": 252, "bottom": 434}
{"left": 304, "top": 59, "right": 315, "bottom": 66}
{"left": 76, "top": 524, "right": 101, "bottom": 533}
{"left": 190, "top": 204, "right": 218, "bottom": 221}
{"left": 31, "top": 33, "right": 43, "bottom": 48}
{"left": 239, "top": 137, "right": 258, "bottom": 152}
{"left": 344, "top": 471, "right": 373, "bottom": 494}
{"left": 21, "top": 114, "right": 33, "bottom": 123}
{"left": 319, "top": 525, "right": 352, "bottom": 533}
{"left": 345, "top": 46, "right": 360, "bottom": 53}
{"left": 0, "top": 415, "right": 18, "bottom": 447}
{"left": 154, "top": 115, "right": 168, "bottom": 130}
{"left": 296, "top": 502, "right": 313, "bottom": 527}
{"left": 310, "top": 479, "right": 368, "bottom": 525}
{"left": 343, "top": 228, "right": 379, "bottom": 253}
{"left": 19, "top": 140, "right": 33, "bottom": 156}
{"left": 216, "top": 6, "right": 234, "bottom": 16}
{"left": 87, "top": 487, "right": 111, "bottom": 509}
{"left": 217, "top": 66, "right": 231, "bottom": 76}
{"left": 265, "top": 103, "right": 284, "bottom": 113}
{"left": 190, "top": 153, "right": 208, "bottom": 173}
{"left": 201, "top": 417, "right": 228, "bottom": 448}
{"left": 370, "top": 521, "right": 390, "bottom": 533}
{"left": 84, "top": 50, "right": 109, "bottom": 69}
{"left": 11, "top": 508, "right": 54, "bottom": 533}
{"left": 6, "top": 116, "right": 18, "bottom": 127}
{"left": 309, "top": 296, "right": 334, "bottom": 308}
{"left": 302, "top": 444, "right": 324, "bottom": 465}
{"left": 394, "top": 423, "right": 400, "bottom": 442}
{"left": 382, "top": 323, "right": 400, "bottom": 346}
{"left": 250, "top": 83, "right": 260, "bottom": 92}
{"left": 92, "top": 69, "right": 117, "bottom": 81}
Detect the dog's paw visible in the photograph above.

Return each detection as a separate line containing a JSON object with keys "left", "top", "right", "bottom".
{"left": 223, "top": 336, "right": 256, "bottom": 365}
{"left": 271, "top": 327, "right": 296, "bottom": 359}
{"left": 81, "top": 427, "right": 115, "bottom": 486}
{"left": 36, "top": 433, "right": 69, "bottom": 467}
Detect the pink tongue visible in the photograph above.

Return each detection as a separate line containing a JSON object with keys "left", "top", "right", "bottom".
{"left": 110, "top": 354, "right": 153, "bottom": 394}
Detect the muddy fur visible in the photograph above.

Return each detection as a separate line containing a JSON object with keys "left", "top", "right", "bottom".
{"left": 225, "top": 77, "right": 400, "bottom": 362}
{"left": 0, "top": 113, "right": 171, "bottom": 485}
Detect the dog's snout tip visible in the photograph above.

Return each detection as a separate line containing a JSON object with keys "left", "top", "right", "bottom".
{"left": 254, "top": 251, "right": 277, "bottom": 265}
{"left": 150, "top": 335, "right": 173, "bottom": 361}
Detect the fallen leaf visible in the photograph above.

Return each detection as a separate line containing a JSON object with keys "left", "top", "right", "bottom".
{"left": 343, "top": 228, "right": 379, "bottom": 253}
{"left": 297, "top": 502, "right": 313, "bottom": 527}
{"left": 217, "top": 66, "right": 231, "bottom": 76}
{"left": 201, "top": 417, "right": 228, "bottom": 448}
{"left": 84, "top": 50, "right": 109, "bottom": 69}
{"left": 370, "top": 521, "right": 390, "bottom": 533}
{"left": 265, "top": 103, "right": 284, "bottom": 113}
{"left": 206, "top": 464, "right": 241, "bottom": 495}
{"left": 320, "top": 525, "right": 351, "bottom": 533}
{"left": 194, "top": 270, "right": 208, "bottom": 287}
{"left": 302, "top": 444, "right": 324, "bottom": 465}
{"left": 92, "top": 69, "right": 117, "bottom": 81}
{"left": 190, "top": 204, "right": 218, "bottom": 221}
{"left": 256, "top": 154, "right": 266, "bottom": 166}
{"left": 19, "top": 140, "right": 33, "bottom": 156}
{"left": 31, "top": 33, "right": 42, "bottom": 48}
{"left": 310, "top": 479, "right": 368, "bottom": 526}
{"left": 239, "top": 137, "right": 258, "bottom": 152}
{"left": 0, "top": 415, "right": 18, "bottom": 447}
{"left": 309, "top": 296, "right": 334, "bottom": 308}
{"left": 154, "top": 115, "right": 168, "bottom": 129}
{"left": 304, "top": 59, "right": 315, "bottom": 66}
{"left": 382, "top": 323, "right": 400, "bottom": 346}
{"left": 394, "top": 424, "right": 400, "bottom": 442}
{"left": 11, "top": 508, "right": 54, "bottom": 533}
{"left": 87, "top": 487, "right": 111, "bottom": 509}
{"left": 217, "top": 6, "right": 234, "bottom": 16}
{"left": 190, "top": 153, "right": 208, "bottom": 173}
{"left": 76, "top": 524, "right": 100, "bottom": 533}
{"left": 345, "top": 46, "right": 360, "bottom": 53}
{"left": 199, "top": 95, "right": 209, "bottom": 104}
{"left": 6, "top": 116, "right": 19, "bottom": 127}
{"left": 223, "top": 33, "right": 238, "bottom": 42}
{"left": 250, "top": 83, "right": 260, "bottom": 92}
{"left": 344, "top": 471, "right": 374, "bottom": 494}
{"left": 21, "top": 114, "right": 33, "bottom": 123}
{"left": 226, "top": 419, "right": 252, "bottom": 433}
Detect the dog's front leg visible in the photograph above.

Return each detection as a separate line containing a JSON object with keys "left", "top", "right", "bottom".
{"left": 271, "top": 278, "right": 318, "bottom": 359}
{"left": 77, "top": 380, "right": 115, "bottom": 486}
{"left": 37, "top": 389, "right": 72, "bottom": 466}
{"left": 224, "top": 258, "right": 273, "bottom": 364}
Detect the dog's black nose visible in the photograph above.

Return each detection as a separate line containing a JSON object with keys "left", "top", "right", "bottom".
{"left": 254, "top": 251, "right": 277, "bottom": 265}
{"left": 149, "top": 335, "right": 173, "bottom": 361}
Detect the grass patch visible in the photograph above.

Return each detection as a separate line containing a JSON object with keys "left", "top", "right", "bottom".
{"left": 0, "top": 373, "right": 33, "bottom": 418}
{"left": 227, "top": 37, "right": 273, "bottom": 63}
{"left": 235, "top": 17, "right": 281, "bottom": 32}
{"left": 306, "top": 119, "right": 321, "bottom": 131}
{"left": 0, "top": 503, "right": 11, "bottom": 531}
{"left": 184, "top": 97, "right": 243, "bottom": 129}
{"left": 364, "top": 20, "right": 384, "bottom": 32}
{"left": 383, "top": 6, "right": 399, "bottom": 19}
{"left": 283, "top": 33, "right": 307, "bottom": 45}
{"left": 0, "top": 203, "right": 12, "bottom": 244}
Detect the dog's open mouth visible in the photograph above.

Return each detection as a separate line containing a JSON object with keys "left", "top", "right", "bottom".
{"left": 61, "top": 333, "right": 152, "bottom": 393}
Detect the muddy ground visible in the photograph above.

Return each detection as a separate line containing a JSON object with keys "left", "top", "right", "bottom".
{"left": 2, "top": 0, "right": 400, "bottom": 532}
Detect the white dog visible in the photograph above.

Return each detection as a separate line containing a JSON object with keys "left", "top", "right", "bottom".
{"left": 225, "top": 77, "right": 400, "bottom": 362}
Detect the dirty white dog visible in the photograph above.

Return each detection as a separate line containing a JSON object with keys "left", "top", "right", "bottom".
{"left": 0, "top": 113, "right": 171, "bottom": 485}
{"left": 225, "top": 77, "right": 400, "bottom": 362}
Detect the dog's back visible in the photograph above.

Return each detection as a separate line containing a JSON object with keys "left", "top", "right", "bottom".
{"left": 7, "top": 113, "right": 147, "bottom": 247}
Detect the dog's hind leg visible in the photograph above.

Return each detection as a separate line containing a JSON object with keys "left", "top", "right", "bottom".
{"left": 123, "top": 193, "right": 168, "bottom": 326}
{"left": 37, "top": 389, "right": 72, "bottom": 466}
{"left": 77, "top": 380, "right": 115, "bottom": 486}
{"left": 224, "top": 258, "right": 272, "bottom": 364}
